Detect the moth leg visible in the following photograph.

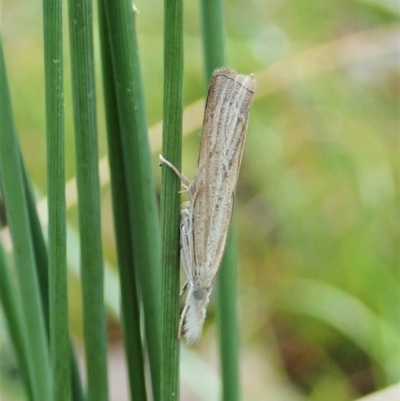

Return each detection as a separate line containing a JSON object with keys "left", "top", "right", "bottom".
{"left": 178, "top": 302, "right": 188, "bottom": 339}
{"left": 179, "top": 281, "right": 188, "bottom": 297}
{"left": 178, "top": 285, "right": 193, "bottom": 339}
{"left": 180, "top": 206, "right": 195, "bottom": 283}
{"left": 159, "top": 154, "right": 191, "bottom": 191}
{"left": 132, "top": 3, "right": 139, "bottom": 14}
{"left": 179, "top": 206, "right": 196, "bottom": 340}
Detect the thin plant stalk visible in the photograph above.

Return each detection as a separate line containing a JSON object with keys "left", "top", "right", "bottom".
{"left": 21, "top": 139, "right": 84, "bottom": 401}
{"left": 160, "top": 0, "right": 184, "bottom": 400}
{"left": 0, "top": 37, "right": 51, "bottom": 401}
{"left": 0, "top": 243, "right": 33, "bottom": 401}
{"left": 43, "top": 0, "right": 71, "bottom": 399}
{"left": 67, "top": 0, "right": 109, "bottom": 399}
{"left": 200, "top": 1, "right": 241, "bottom": 400}
{"left": 100, "top": 2, "right": 162, "bottom": 399}
{"left": 97, "top": 1, "right": 147, "bottom": 400}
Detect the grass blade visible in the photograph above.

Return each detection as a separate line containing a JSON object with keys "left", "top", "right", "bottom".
{"left": 200, "top": 1, "right": 241, "bottom": 401}
{"left": 160, "top": 0, "right": 184, "bottom": 400}
{"left": 0, "top": 36, "right": 51, "bottom": 401}
{"left": 43, "top": 0, "right": 71, "bottom": 399}
{"left": 21, "top": 124, "right": 84, "bottom": 401}
{"left": 100, "top": 3, "right": 162, "bottom": 399}
{"left": 200, "top": 0, "right": 225, "bottom": 74}
{"left": 67, "top": 0, "right": 109, "bottom": 399}
{"left": 0, "top": 243, "right": 33, "bottom": 401}
{"left": 215, "top": 221, "right": 240, "bottom": 401}
{"left": 97, "top": 2, "right": 147, "bottom": 400}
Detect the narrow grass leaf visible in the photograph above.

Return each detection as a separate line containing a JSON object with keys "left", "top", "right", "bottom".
{"left": 97, "top": 2, "right": 147, "bottom": 400}
{"left": 67, "top": 0, "right": 109, "bottom": 399}
{"left": 43, "top": 0, "right": 71, "bottom": 399}
{"left": 0, "top": 243, "right": 33, "bottom": 401}
{"left": 215, "top": 221, "right": 240, "bottom": 401}
{"left": 200, "top": 1, "right": 241, "bottom": 400}
{"left": 0, "top": 36, "right": 51, "bottom": 401}
{"left": 160, "top": 0, "right": 184, "bottom": 400}
{"left": 100, "top": 2, "right": 162, "bottom": 399}
{"left": 22, "top": 140, "right": 85, "bottom": 401}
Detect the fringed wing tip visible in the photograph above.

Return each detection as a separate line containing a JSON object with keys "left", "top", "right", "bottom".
{"left": 182, "top": 312, "right": 204, "bottom": 345}
{"left": 179, "top": 292, "right": 208, "bottom": 345}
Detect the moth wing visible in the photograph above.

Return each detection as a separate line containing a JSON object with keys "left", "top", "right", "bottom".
{"left": 192, "top": 69, "right": 255, "bottom": 287}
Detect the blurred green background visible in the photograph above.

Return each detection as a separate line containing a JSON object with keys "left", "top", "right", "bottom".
{"left": 0, "top": 0, "right": 399, "bottom": 400}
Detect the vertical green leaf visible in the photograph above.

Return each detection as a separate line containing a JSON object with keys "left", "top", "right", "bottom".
{"left": 200, "top": 1, "right": 241, "bottom": 401}
{"left": 0, "top": 243, "right": 33, "bottom": 401}
{"left": 100, "top": 2, "right": 162, "bottom": 400}
{"left": 160, "top": 0, "right": 184, "bottom": 400}
{"left": 21, "top": 153, "right": 85, "bottom": 401}
{"left": 200, "top": 0, "right": 225, "bottom": 75}
{"left": 215, "top": 222, "right": 240, "bottom": 401}
{"left": 0, "top": 37, "right": 51, "bottom": 401}
{"left": 67, "top": 0, "right": 109, "bottom": 399}
{"left": 43, "top": 0, "right": 71, "bottom": 399}
{"left": 97, "top": 2, "right": 147, "bottom": 400}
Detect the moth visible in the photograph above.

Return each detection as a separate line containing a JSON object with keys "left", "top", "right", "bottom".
{"left": 160, "top": 68, "right": 256, "bottom": 344}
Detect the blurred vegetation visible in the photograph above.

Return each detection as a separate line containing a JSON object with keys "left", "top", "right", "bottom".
{"left": 0, "top": 0, "right": 399, "bottom": 400}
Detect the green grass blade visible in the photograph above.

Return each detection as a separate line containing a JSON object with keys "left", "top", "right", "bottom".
{"left": 200, "top": 0, "right": 225, "bottom": 75}
{"left": 21, "top": 163, "right": 50, "bottom": 326}
{"left": 43, "top": 0, "right": 71, "bottom": 399}
{"left": 0, "top": 37, "right": 51, "bottom": 401}
{"left": 200, "top": 2, "right": 241, "bottom": 401}
{"left": 97, "top": 2, "right": 147, "bottom": 400}
{"left": 70, "top": 351, "right": 85, "bottom": 401}
{"left": 67, "top": 0, "right": 109, "bottom": 399}
{"left": 0, "top": 243, "right": 33, "bottom": 401}
{"left": 160, "top": 0, "right": 184, "bottom": 400}
{"left": 21, "top": 134, "right": 84, "bottom": 401}
{"left": 215, "top": 221, "right": 240, "bottom": 401}
{"left": 100, "top": 3, "right": 162, "bottom": 399}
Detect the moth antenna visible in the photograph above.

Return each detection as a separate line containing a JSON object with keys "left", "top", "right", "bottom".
{"left": 159, "top": 154, "right": 191, "bottom": 189}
